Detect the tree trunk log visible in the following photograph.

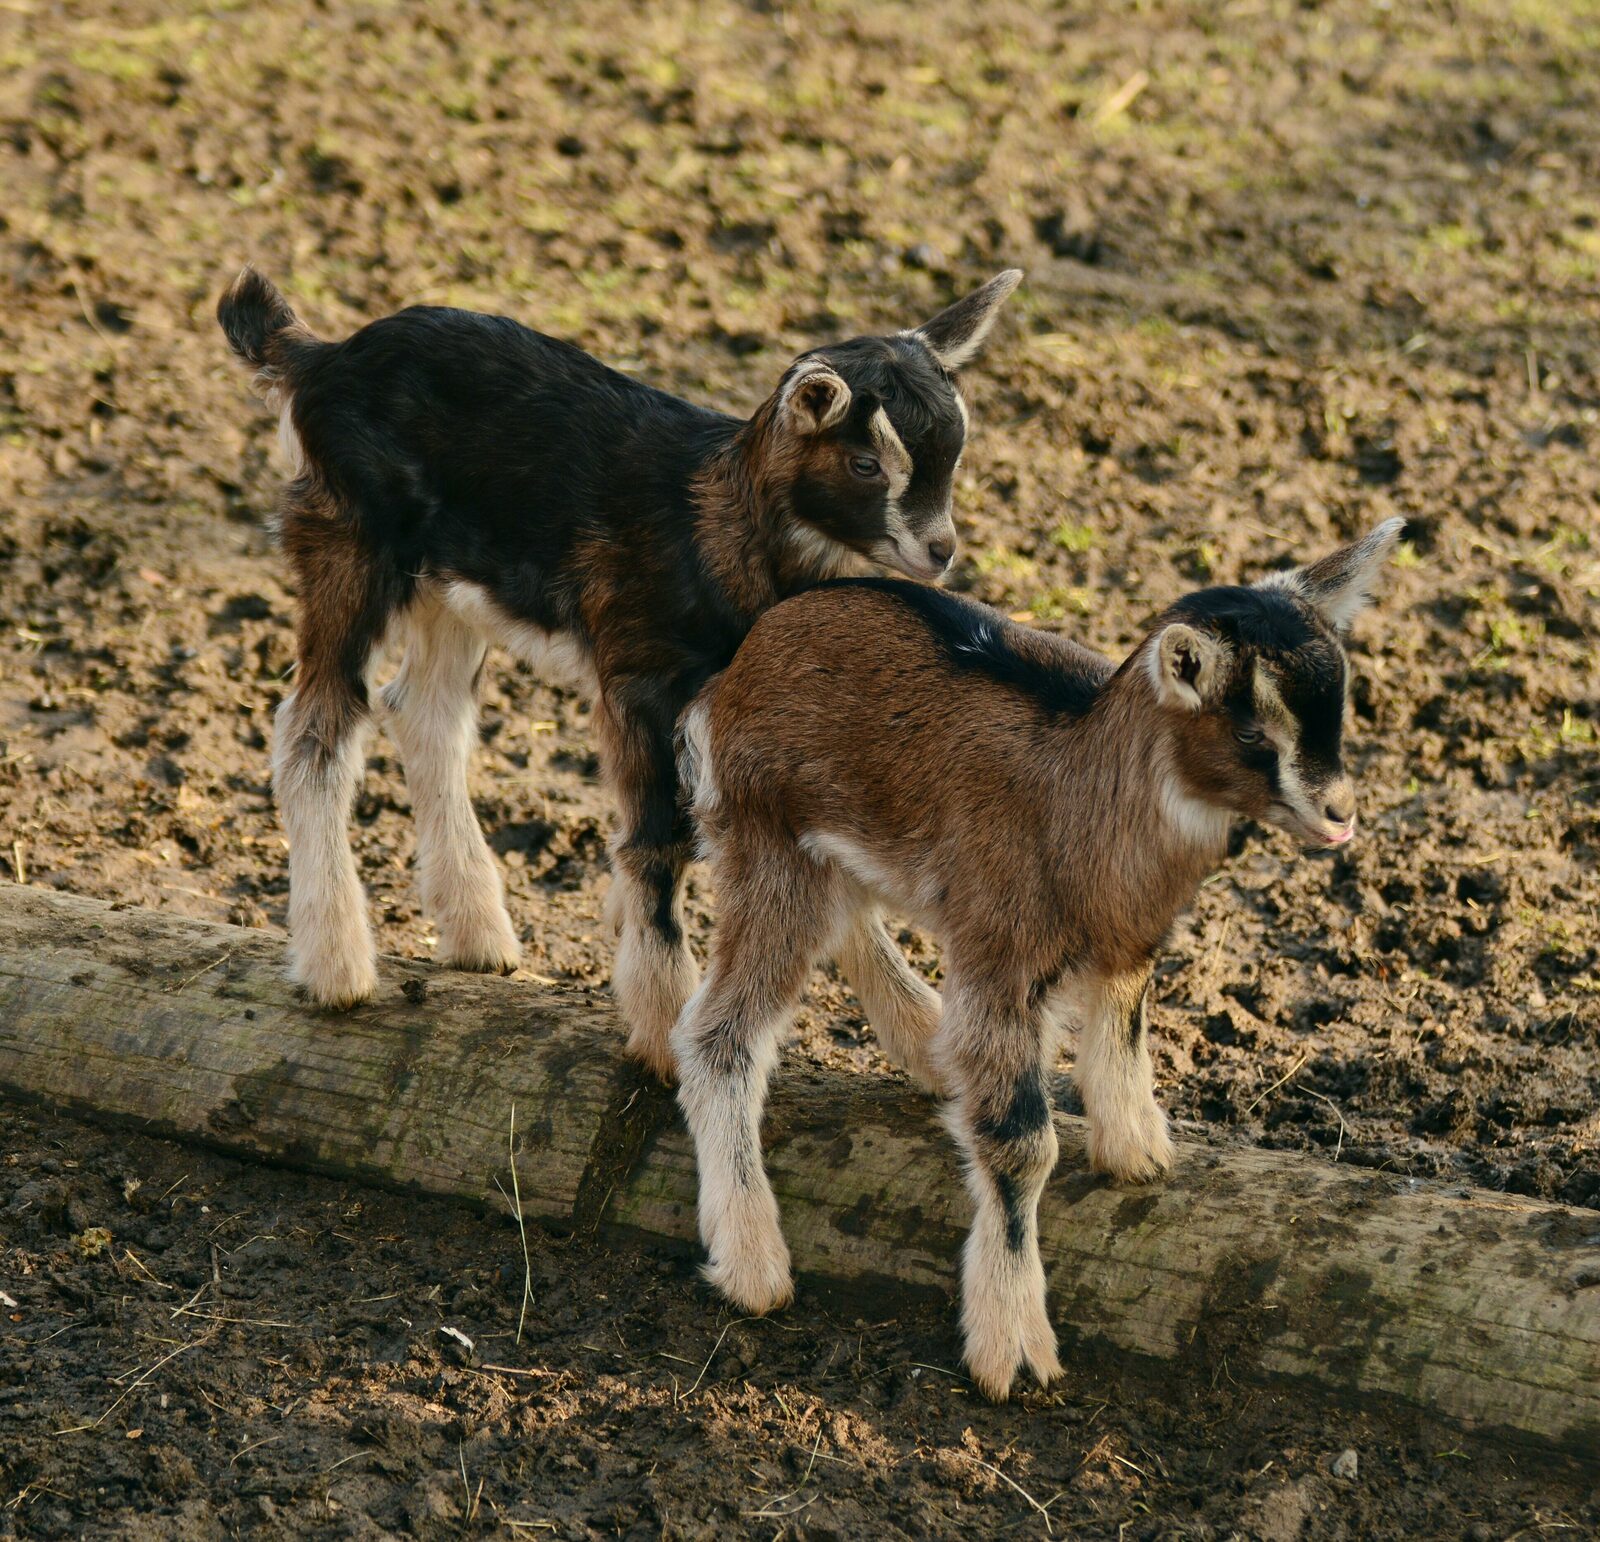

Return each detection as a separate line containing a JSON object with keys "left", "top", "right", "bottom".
{"left": 0, "top": 883, "right": 1594, "bottom": 1452}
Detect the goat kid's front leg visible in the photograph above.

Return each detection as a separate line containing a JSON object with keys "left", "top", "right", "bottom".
{"left": 1074, "top": 970, "right": 1174, "bottom": 1183}
{"left": 939, "top": 983, "right": 1063, "bottom": 1401}
{"left": 600, "top": 686, "right": 699, "bottom": 1081}
{"left": 834, "top": 909, "right": 946, "bottom": 1095}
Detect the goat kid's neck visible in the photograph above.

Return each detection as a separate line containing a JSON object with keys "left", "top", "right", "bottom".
{"left": 1054, "top": 678, "right": 1233, "bottom": 930}
{"left": 692, "top": 413, "right": 848, "bottom": 616}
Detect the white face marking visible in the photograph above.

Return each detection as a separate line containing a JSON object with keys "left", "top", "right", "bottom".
{"left": 1252, "top": 666, "right": 1315, "bottom": 821}
{"left": 436, "top": 579, "right": 598, "bottom": 699}
{"left": 868, "top": 406, "right": 913, "bottom": 500}
{"left": 863, "top": 409, "right": 955, "bottom": 580}
{"left": 1251, "top": 664, "right": 1351, "bottom": 844}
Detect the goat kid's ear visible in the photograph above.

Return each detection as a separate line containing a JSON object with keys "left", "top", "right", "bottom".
{"left": 1151, "top": 623, "right": 1226, "bottom": 712}
{"left": 780, "top": 361, "right": 853, "bottom": 435}
{"left": 1258, "top": 517, "right": 1406, "bottom": 633}
{"left": 913, "top": 268, "right": 1024, "bottom": 371}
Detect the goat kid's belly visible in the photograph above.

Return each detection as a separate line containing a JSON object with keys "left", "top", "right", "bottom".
{"left": 435, "top": 578, "right": 599, "bottom": 699}
{"left": 796, "top": 828, "right": 946, "bottom": 935}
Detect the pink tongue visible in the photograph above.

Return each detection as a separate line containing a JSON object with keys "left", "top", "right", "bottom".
{"left": 1327, "top": 826, "right": 1354, "bottom": 845}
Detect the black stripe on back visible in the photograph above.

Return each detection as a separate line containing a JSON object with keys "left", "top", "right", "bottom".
{"left": 816, "top": 577, "right": 1104, "bottom": 718}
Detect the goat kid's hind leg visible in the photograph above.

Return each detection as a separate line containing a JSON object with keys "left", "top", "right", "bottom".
{"left": 600, "top": 686, "right": 699, "bottom": 1081}
{"left": 940, "top": 980, "right": 1063, "bottom": 1401}
{"left": 671, "top": 841, "right": 840, "bottom": 1316}
{"left": 835, "top": 909, "right": 946, "bottom": 1094}
{"left": 380, "top": 598, "right": 518, "bottom": 976}
{"left": 1074, "top": 970, "right": 1174, "bottom": 1183}
{"left": 273, "top": 504, "right": 398, "bottom": 1008}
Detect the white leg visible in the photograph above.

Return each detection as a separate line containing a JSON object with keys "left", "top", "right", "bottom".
{"left": 938, "top": 982, "right": 1063, "bottom": 1401}
{"left": 1073, "top": 972, "right": 1174, "bottom": 1183}
{"left": 380, "top": 602, "right": 519, "bottom": 977}
{"left": 273, "top": 690, "right": 377, "bottom": 1008}
{"left": 672, "top": 976, "right": 795, "bottom": 1315}
{"left": 671, "top": 838, "right": 842, "bottom": 1312}
{"left": 834, "top": 910, "right": 946, "bottom": 1094}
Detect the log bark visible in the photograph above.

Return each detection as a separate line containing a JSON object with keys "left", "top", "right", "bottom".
{"left": 0, "top": 883, "right": 1595, "bottom": 1452}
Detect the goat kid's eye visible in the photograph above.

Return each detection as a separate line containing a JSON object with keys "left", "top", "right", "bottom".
{"left": 1234, "top": 725, "right": 1265, "bottom": 746}
{"left": 849, "top": 455, "right": 881, "bottom": 480}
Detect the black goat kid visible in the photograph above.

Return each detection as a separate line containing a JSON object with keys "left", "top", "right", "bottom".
{"left": 217, "top": 267, "right": 1021, "bottom": 1073}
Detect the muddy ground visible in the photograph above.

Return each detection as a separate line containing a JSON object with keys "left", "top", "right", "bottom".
{"left": 1, "top": 0, "right": 1597, "bottom": 1534}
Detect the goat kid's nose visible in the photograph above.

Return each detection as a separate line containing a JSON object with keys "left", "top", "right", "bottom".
{"left": 1323, "top": 781, "right": 1356, "bottom": 827}
{"left": 926, "top": 535, "right": 955, "bottom": 570}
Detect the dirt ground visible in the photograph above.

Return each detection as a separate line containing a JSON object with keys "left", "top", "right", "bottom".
{"left": 1, "top": 0, "right": 1597, "bottom": 1535}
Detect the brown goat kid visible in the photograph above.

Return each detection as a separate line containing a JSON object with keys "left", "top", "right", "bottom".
{"left": 671, "top": 519, "right": 1404, "bottom": 1400}
{"left": 216, "top": 268, "right": 1021, "bottom": 1072}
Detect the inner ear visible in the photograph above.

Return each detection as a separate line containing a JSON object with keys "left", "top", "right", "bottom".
{"left": 783, "top": 365, "right": 852, "bottom": 436}
{"left": 912, "top": 268, "right": 1023, "bottom": 372}
{"left": 1152, "top": 623, "right": 1224, "bottom": 711}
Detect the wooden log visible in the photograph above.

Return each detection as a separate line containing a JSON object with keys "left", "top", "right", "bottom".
{"left": 0, "top": 883, "right": 1595, "bottom": 1452}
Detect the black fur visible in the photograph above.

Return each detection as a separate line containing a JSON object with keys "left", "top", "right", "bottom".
{"left": 821, "top": 578, "right": 1109, "bottom": 718}
{"left": 977, "top": 1067, "right": 1051, "bottom": 1144}
{"left": 217, "top": 268, "right": 301, "bottom": 370}
{"left": 995, "top": 1172, "right": 1029, "bottom": 1253}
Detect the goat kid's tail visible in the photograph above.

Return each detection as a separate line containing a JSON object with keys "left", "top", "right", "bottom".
{"left": 216, "top": 267, "right": 316, "bottom": 390}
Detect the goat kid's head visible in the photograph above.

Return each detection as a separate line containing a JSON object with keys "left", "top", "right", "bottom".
{"left": 1145, "top": 519, "right": 1405, "bottom": 849}
{"left": 763, "top": 269, "right": 1022, "bottom": 581}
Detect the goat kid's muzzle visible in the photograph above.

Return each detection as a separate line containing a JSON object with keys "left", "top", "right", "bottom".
{"left": 874, "top": 520, "right": 957, "bottom": 583}
{"left": 1268, "top": 800, "right": 1357, "bottom": 850}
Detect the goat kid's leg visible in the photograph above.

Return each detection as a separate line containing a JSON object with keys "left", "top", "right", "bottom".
{"left": 671, "top": 973, "right": 795, "bottom": 1315}
{"left": 1074, "top": 971, "right": 1174, "bottom": 1183}
{"left": 607, "top": 838, "right": 697, "bottom": 1081}
{"left": 671, "top": 846, "right": 838, "bottom": 1314}
{"left": 272, "top": 507, "right": 399, "bottom": 1009}
{"left": 835, "top": 909, "right": 946, "bottom": 1094}
{"left": 380, "top": 601, "right": 518, "bottom": 976}
{"left": 939, "top": 983, "right": 1062, "bottom": 1401}
{"left": 600, "top": 688, "right": 700, "bottom": 1081}
{"left": 274, "top": 686, "right": 376, "bottom": 1007}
